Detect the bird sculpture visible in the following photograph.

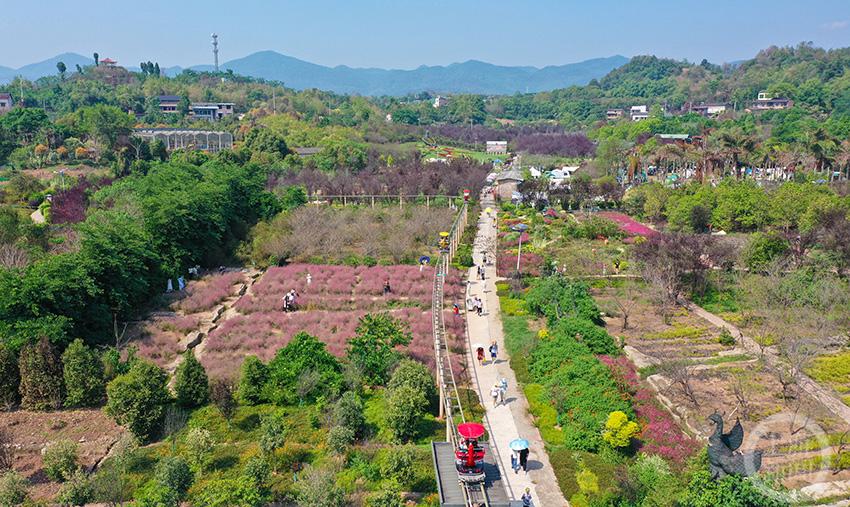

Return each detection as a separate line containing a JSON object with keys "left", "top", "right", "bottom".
{"left": 707, "top": 413, "right": 762, "bottom": 478}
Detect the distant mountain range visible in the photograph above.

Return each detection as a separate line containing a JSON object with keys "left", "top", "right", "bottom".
{"left": 0, "top": 51, "right": 629, "bottom": 96}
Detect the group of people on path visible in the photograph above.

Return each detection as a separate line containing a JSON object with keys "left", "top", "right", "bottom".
{"left": 476, "top": 341, "right": 498, "bottom": 365}
{"left": 467, "top": 296, "right": 484, "bottom": 315}
{"left": 490, "top": 377, "right": 508, "bottom": 406}
{"left": 282, "top": 289, "right": 299, "bottom": 311}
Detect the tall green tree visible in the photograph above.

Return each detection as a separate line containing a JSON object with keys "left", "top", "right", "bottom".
{"left": 61, "top": 339, "right": 105, "bottom": 407}
{"left": 347, "top": 313, "right": 412, "bottom": 386}
{"left": 174, "top": 350, "right": 209, "bottom": 408}
{"left": 105, "top": 360, "right": 171, "bottom": 443}
{"left": 18, "top": 337, "right": 64, "bottom": 411}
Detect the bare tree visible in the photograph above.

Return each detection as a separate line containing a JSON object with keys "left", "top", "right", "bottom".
{"left": 725, "top": 368, "right": 754, "bottom": 421}
{"left": 0, "top": 243, "right": 28, "bottom": 270}
{"left": 210, "top": 378, "right": 236, "bottom": 425}
{"left": 657, "top": 356, "right": 701, "bottom": 407}
{"left": 608, "top": 281, "right": 638, "bottom": 330}
{"left": 0, "top": 428, "right": 14, "bottom": 471}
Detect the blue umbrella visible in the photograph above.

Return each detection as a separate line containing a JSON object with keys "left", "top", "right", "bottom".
{"left": 419, "top": 256, "right": 431, "bottom": 265}
{"left": 509, "top": 439, "right": 530, "bottom": 451}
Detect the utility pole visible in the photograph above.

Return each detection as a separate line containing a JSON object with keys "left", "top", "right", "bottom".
{"left": 211, "top": 33, "right": 219, "bottom": 72}
{"left": 272, "top": 89, "right": 276, "bottom": 113}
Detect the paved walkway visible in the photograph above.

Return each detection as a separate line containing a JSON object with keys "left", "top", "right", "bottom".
{"left": 463, "top": 198, "right": 569, "bottom": 507}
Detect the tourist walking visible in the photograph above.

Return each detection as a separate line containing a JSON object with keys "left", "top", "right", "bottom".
{"left": 490, "top": 384, "right": 501, "bottom": 407}
{"left": 511, "top": 451, "right": 519, "bottom": 473}
{"left": 476, "top": 297, "right": 483, "bottom": 316}
{"left": 383, "top": 279, "right": 392, "bottom": 295}
{"left": 489, "top": 341, "right": 498, "bottom": 362}
{"left": 519, "top": 447, "right": 529, "bottom": 472}
{"left": 306, "top": 272, "right": 312, "bottom": 285}
{"left": 477, "top": 347, "right": 485, "bottom": 366}
{"left": 521, "top": 487, "right": 533, "bottom": 507}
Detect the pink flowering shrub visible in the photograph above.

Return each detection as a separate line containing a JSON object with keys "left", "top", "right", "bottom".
{"left": 496, "top": 251, "right": 544, "bottom": 277}
{"left": 177, "top": 272, "right": 244, "bottom": 314}
{"left": 599, "top": 355, "right": 700, "bottom": 463}
{"left": 598, "top": 212, "right": 658, "bottom": 238}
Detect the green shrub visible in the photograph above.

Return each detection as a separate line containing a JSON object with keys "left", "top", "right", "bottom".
{"left": 43, "top": 439, "right": 78, "bottom": 481}
{"left": 531, "top": 334, "right": 631, "bottom": 451}
{"left": 265, "top": 332, "right": 342, "bottom": 405}
{"left": 628, "top": 454, "right": 680, "bottom": 506}
{"left": 242, "top": 455, "right": 272, "bottom": 502}
{"left": 174, "top": 351, "right": 209, "bottom": 408}
{"left": 333, "top": 391, "right": 366, "bottom": 437}
{"left": 259, "top": 411, "right": 287, "bottom": 458}
{"left": 0, "top": 470, "right": 28, "bottom": 505}
{"left": 105, "top": 360, "right": 171, "bottom": 443}
{"left": 0, "top": 345, "right": 19, "bottom": 409}
{"left": 742, "top": 232, "right": 789, "bottom": 271}
{"left": 154, "top": 456, "right": 192, "bottom": 498}
{"left": 380, "top": 444, "right": 417, "bottom": 486}
{"left": 327, "top": 425, "right": 355, "bottom": 454}
{"left": 296, "top": 465, "right": 345, "bottom": 507}
{"left": 500, "top": 297, "right": 527, "bottom": 316}
{"left": 388, "top": 359, "right": 437, "bottom": 408}
{"left": 185, "top": 427, "right": 215, "bottom": 473}
{"left": 554, "top": 317, "right": 619, "bottom": 355}
{"left": 578, "top": 216, "right": 622, "bottom": 240}
{"left": 367, "top": 485, "right": 405, "bottom": 507}
{"left": 18, "top": 337, "right": 64, "bottom": 411}
{"left": 191, "top": 476, "right": 269, "bottom": 507}
{"left": 501, "top": 314, "right": 536, "bottom": 384}
{"left": 62, "top": 339, "right": 105, "bottom": 408}
{"left": 56, "top": 469, "right": 93, "bottom": 505}
{"left": 526, "top": 277, "right": 603, "bottom": 326}
{"left": 238, "top": 355, "right": 268, "bottom": 405}
{"left": 717, "top": 328, "right": 736, "bottom": 347}
{"left": 385, "top": 385, "right": 427, "bottom": 443}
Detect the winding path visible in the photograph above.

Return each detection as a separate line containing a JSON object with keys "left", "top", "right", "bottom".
{"left": 464, "top": 196, "right": 569, "bottom": 506}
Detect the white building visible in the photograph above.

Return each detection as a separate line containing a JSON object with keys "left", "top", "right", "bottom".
{"left": 433, "top": 96, "right": 449, "bottom": 108}
{"left": 486, "top": 141, "right": 508, "bottom": 154}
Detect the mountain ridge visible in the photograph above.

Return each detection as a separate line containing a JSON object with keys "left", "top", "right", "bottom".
{"left": 0, "top": 51, "right": 629, "bottom": 96}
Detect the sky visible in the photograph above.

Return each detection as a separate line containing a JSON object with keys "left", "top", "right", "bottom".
{"left": 2, "top": 0, "right": 850, "bottom": 69}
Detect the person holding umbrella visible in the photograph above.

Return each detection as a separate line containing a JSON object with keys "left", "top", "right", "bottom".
{"left": 520, "top": 447, "right": 529, "bottom": 472}
{"left": 509, "top": 439, "right": 530, "bottom": 474}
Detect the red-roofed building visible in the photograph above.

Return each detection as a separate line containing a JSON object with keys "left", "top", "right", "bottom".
{"left": 100, "top": 58, "right": 118, "bottom": 66}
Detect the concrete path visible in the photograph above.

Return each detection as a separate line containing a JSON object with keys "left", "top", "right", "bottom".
{"left": 464, "top": 197, "right": 569, "bottom": 506}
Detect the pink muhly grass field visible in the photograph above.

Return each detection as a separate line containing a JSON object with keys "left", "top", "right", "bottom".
{"left": 176, "top": 272, "right": 245, "bottom": 314}
{"left": 200, "top": 263, "right": 468, "bottom": 378}
{"left": 135, "top": 314, "right": 200, "bottom": 365}
{"left": 237, "top": 264, "right": 435, "bottom": 313}
{"left": 598, "top": 212, "right": 658, "bottom": 238}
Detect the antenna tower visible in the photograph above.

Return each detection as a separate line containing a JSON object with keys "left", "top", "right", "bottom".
{"left": 211, "top": 33, "right": 219, "bottom": 72}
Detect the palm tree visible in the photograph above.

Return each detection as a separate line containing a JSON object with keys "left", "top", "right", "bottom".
{"left": 719, "top": 128, "right": 757, "bottom": 179}
{"left": 835, "top": 140, "right": 850, "bottom": 181}
{"left": 803, "top": 128, "right": 838, "bottom": 175}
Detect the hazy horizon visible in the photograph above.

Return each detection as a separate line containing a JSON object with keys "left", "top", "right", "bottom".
{"left": 2, "top": 0, "right": 849, "bottom": 70}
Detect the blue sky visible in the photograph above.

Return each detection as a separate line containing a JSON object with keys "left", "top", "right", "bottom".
{"left": 2, "top": 0, "right": 849, "bottom": 68}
